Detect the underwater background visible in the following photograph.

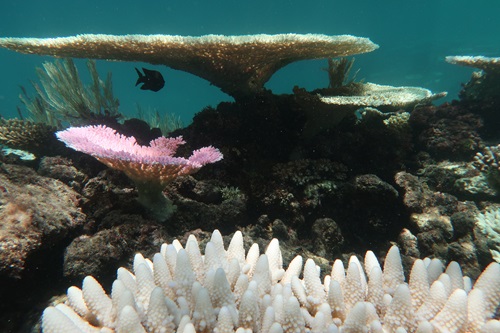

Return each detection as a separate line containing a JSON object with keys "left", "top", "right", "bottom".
{"left": 1, "top": 1, "right": 500, "bottom": 332}
{"left": 1, "top": 0, "right": 500, "bottom": 124}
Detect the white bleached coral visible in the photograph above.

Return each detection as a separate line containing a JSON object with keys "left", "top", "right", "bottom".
{"left": 42, "top": 230, "right": 500, "bottom": 333}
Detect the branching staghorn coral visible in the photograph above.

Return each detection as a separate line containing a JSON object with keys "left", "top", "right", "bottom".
{"left": 19, "top": 58, "right": 120, "bottom": 127}
{"left": 42, "top": 229, "right": 500, "bottom": 333}
{"left": 56, "top": 125, "right": 223, "bottom": 220}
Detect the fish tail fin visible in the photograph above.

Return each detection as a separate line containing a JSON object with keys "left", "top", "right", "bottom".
{"left": 135, "top": 67, "right": 144, "bottom": 86}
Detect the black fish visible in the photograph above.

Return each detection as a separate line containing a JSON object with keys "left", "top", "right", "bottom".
{"left": 135, "top": 67, "right": 165, "bottom": 92}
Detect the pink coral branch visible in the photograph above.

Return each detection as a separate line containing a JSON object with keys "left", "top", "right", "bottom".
{"left": 56, "top": 125, "right": 223, "bottom": 168}
{"left": 189, "top": 146, "right": 224, "bottom": 167}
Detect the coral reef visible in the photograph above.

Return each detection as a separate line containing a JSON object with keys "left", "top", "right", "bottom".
{"left": 255, "top": 159, "right": 405, "bottom": 255}
{"left": 300, "top": 108, "right": 414, "bottom": 178}
{"left": 414, "top": 161, "right": 496, "bottom": 200}
{"left": 409, "top": 103, "right": 484, "bottom": 161}
{"left": 0, "top": 33, "right": 378, "bottom": 98}
{"left": 0, "top": 35, "right": 500, "bottom": 333}
{"left": 165, "top": 177, "right": 248, "bottom": 235}
{"left": 394, "top": 171, "right": 490, "bottom": 278}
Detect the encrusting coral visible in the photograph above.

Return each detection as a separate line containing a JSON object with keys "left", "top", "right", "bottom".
{"left": 0, "top": 33, "right": 378, "bottom": 98}
{"left": 41, "top": 229, "right": 500, "bottom": 333}
{"left": 56, "top": 125, "right": 223, "bottom": 220}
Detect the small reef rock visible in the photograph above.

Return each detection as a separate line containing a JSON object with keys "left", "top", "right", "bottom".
{"left": 0, "top": 163, "right": 85, "bottom": 279}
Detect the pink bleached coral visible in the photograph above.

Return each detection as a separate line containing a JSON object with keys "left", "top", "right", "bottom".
{"left": 56, "top": 125, "right": 222, "bottom": 168}
{"left": 56, "top": 125, "right": 223, "bottom": 219}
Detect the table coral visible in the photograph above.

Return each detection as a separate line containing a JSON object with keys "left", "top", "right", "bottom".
{"left": 446, "top": 56, "right": 500, "bottom": 74}
{"left": 0, "top": 33, "right": 378, "bottom": 99}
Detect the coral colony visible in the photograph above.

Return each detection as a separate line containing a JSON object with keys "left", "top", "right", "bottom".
{"left": 56, "top": 125, "right": 223, "bottom": 219}
{"left": 0, "top": 33, "right": 379, "bottom": 99}
{"left": 42, "top": 230, "right": 500, "bottom": 333}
